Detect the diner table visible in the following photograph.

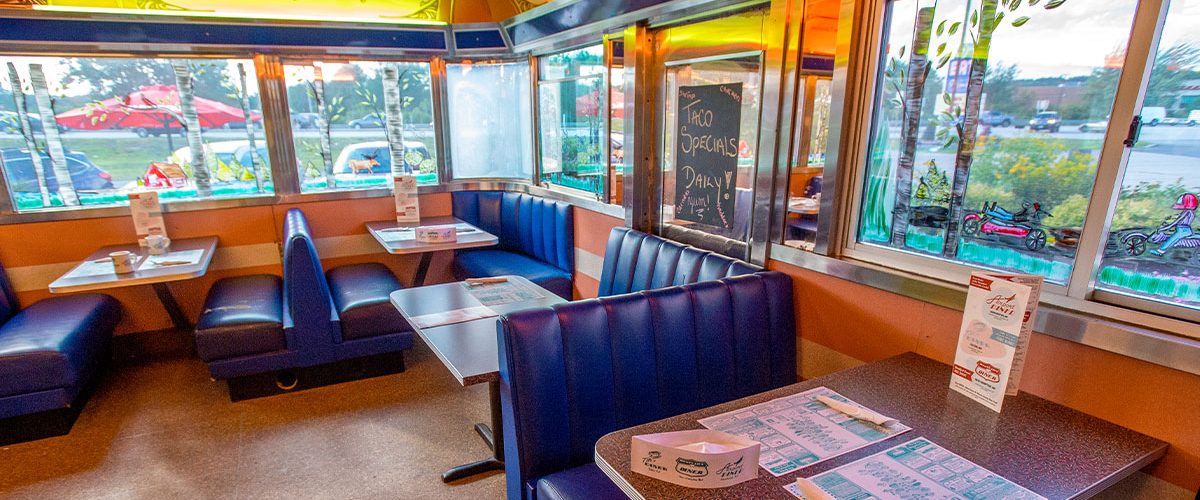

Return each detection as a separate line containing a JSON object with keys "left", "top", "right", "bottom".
{"left": 366, "top": 216, "right": 498, "bottom": 287}
{"left": 389, "top": 275, "right": 566, "bottom": 482}
{"left": 595, "top": 352, "right": 1168, "bottom": 500}
{"left": 47, "top": 236, "right": 218, "bottom": 331}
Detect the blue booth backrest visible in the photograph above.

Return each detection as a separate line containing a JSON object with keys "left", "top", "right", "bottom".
{"left": 597, "top": 227, "right": 761, "bottom": 297}
{"left": 452, "top": 191, "right": 574, "bottom": 273}
{"left": 0, "top": 260, "right": 16, "bottom": 324}
{"left": 282, "top": 208, "right": 338, "bottom": 349}
{"left": 498, "top": 272, "right": 795, "bottom": 499}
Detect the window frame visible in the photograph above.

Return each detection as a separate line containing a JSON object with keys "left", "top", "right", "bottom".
{"left": 532, "top": 42, "right": 614, "bottom": 204}
{"left": 823, "top": 0, "right": 1200, "bottom": 327}
{"left": 439, "top": 55, "right": 538, "bottom": 184}
{"left": 0, "top": 51, "right": 280, "bottom": 215}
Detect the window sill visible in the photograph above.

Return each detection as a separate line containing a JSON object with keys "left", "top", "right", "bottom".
{"left": 0, "top": 193, "right": 278, "bottom": 225}
{"left": 769, "top": 242, "right": 1200, "bottom": 377}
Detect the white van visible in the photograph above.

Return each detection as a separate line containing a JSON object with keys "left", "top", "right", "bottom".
{"left": 1188, "top": 110, "right": 1200, "bottom": 126}
{"left": 1141, "top": 106, "right": 1167, "bottom": 126}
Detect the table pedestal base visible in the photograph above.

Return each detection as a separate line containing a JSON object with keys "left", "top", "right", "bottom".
{"left": 441, "top": 380, "right": 504, "bottom": 483}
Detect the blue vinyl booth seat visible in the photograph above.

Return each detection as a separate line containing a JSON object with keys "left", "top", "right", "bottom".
{"left": 451, "top": 191, "right": 574, "bottom": 300}
{"left": 0, "top": 260, "right": 120, "bottom": 430}
{"left": 194, "top": 209, "right": 413, "bottom": 386}
{"left": 497, "top": 228, "right": 794, "bottom": 500}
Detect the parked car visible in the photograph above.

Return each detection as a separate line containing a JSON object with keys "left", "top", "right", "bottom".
{"left": 134, "top": 126, "right": 184, "bottom": 138}
{"left": 170, "top": 141, "right": 270, "bottom": 179}
{"left": 1028, "top": 111, "right": 1061, "bottom": 133}
{"left": 1, "top": 147, "right": 114, "bottom": 193}
{"left": 1140, "top": 106, "right": 1166, "bottom": 126}
{"left": 333, "top": 140, "right": 432, "bottom": 175}
{"left": 348, "top": 114, "right": 385, "bottom": 129}
{"left": 222, "top": 116, "right": 263, "bottom": 129}
{"left": 1188, "top": 110, "right": 1200, "bottom": 126}
{"left": 292, "top": 112, "right": 320, "bottom": 129}
{"left": 1078, "top": 118, "right": 1108, "bottom": 133}
{"left": 980, "top": 110, "right": 1013, "bottom": 127}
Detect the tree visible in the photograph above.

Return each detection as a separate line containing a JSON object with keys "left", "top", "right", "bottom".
{"left": 172, "top": 61, "right": 211, "bottom": 196}
{"left": 236, "top": 62, "right": 265, "bottom": 190}
{"left": 889, "top": 5, "right": 936, "bottom": 247}
{"left": 29, "top": 64, "right": 77, "bottom": 206}
{"left": 943, "top": 0, "right": 1072, "bottom": 259}
{"left": 982, "top": 63, "right": 1020, "bottom": 115}
{"left": 383, "top": 64, "right": 407, "bottom": 175}
{"left": 5, "top": 63, "right": 51, "bottom": 206}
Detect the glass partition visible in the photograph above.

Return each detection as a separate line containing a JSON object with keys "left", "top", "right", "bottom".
{"left": 445, "top": 61, "right": 533, "bottom": 180}
{"left": 0, "top": 56, "right": 271, "bottom": 211}
{"left": 284, "top": 60, "right": 437, "bottom": 192}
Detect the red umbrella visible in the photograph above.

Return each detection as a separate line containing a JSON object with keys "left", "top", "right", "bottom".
{"left": 56, "top": 84, "right": 259, "bottom": 130}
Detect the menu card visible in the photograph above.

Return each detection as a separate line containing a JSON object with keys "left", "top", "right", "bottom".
{"left": 129, "top": 191, "right": 167, "bottom": 246}
{"left": 698, "top": 387, "right": 910, "bottom": 476}
{"left": 394, "top": 174, "right": 420, "bottom": 224}
{"left": 950, "top": 272, "right": 1043, "bottom": 412}
{"left": 785, "top": 437, "right": 1045, "bottom": 500}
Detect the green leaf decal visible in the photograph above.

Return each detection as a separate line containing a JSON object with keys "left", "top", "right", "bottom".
{"left": 1012, "top": 15, "right": 1029, "bottom": 27}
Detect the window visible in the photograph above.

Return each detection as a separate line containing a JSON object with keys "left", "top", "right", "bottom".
{"left": 536, "top": 44, "right": 607, "bottom": 199}
{"left": 284, "top": 60, "right": 437, "bottom": 193}
{"left": 856, "top": 0, "right": 1137, "bottom": 285}
{"left": 0, "top": 56, "right": 271, "bottom": 211}
{"left": 445, "top": 61, "right": 533, "bottom": 180}
{"left": 782, "top": 75, "right": 832, "bottom": 251}
{"left": 1096, "top": 0, "right": 1200, "bottom": 311}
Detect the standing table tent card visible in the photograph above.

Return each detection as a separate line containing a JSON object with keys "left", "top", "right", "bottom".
{"left": 950, "top": 272, "right": 1043, "bottom": 412}
{"left": 129, "top": 191, "right": 167, "bottom": 246}
{"left": 394, "top": 174, "right": 420, "bottom": 224}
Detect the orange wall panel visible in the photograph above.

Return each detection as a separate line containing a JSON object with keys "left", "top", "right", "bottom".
{"left": 768, "top": 259, "right": 1200, "bottom": 491}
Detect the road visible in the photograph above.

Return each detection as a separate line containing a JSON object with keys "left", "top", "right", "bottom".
{"left": 904, "top": 124, "right": 1199, "bottom": 188}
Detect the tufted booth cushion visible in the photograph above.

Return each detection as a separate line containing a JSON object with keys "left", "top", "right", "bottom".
{"left": 195, "top": 275, "right": 286, "bottom": 362}
{"left": 326, "top": 263, "right": 412, "bottom": 341}
{"left": 0, "top": 294, "right": 120, "bottom": 400}
{"left": 535, "top": 463, "right": 627, "bottom": 500}
{"left": 597, "top": 227, "right": 760, "bottom": 297}
{"left": 452, "top": 191, "right": 574, "bottom": 299}
{"left": 498, "top": 272, "right": 795, "bottom": 499}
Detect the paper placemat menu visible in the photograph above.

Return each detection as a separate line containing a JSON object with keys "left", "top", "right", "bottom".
{"left": 698, "top": 387, "right": 910, "bottom": 476}
{"left": 140, "top": 249, "right": 205, "bottom": 269}
{"left": 64, "top": 259, "right": 120, "bottom": 279}
{"left": 409, "top": 305, "right": 497, "bottom": 329}
{"left": 464, "top": 279, "right": 545, "bottom": 306}
{"left": 785, "top": 437, "right": 1045, "bottom": 500}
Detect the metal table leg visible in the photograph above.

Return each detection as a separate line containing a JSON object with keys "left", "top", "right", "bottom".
{"left": 442, "top": 379, "right": 504, "bottom": 482}
{"left": 151, "top": 282, "right": 192, "bottom": 331}
{"left": 411, "top": 252, "right": 434, "bottom": 287}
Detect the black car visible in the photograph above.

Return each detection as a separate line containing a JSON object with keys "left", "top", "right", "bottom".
{"left": 1, "top": 148, "right": 114, "bottom": 193}
{"left": 292, "top": 112, "right": 320, "bottom": 129}
{"left": 1028, "top": 111, "right": 1061, "bottom": 133}
{"left": 348, "top": 115, "right": 384, "bottom": 129}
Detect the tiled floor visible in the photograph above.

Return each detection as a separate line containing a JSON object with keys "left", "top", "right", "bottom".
{"left": 0, "top": 342, "right": 504, "bottom": 499}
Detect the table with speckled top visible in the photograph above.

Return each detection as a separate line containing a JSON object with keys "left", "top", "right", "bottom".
{"left": 594, "top": 352, "right": 1167, "bottom": 500}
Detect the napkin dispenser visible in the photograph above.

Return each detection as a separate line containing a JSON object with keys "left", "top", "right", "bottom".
{"left": 415, "top": 225, "right": 457, "bottom": 244}
{"left": 630, "top": 429, "right": 759, "bottom": 488}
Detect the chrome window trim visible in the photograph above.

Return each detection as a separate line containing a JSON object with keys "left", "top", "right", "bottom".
{"left": 770, "top": 242, "right": 1200, "bottom": 376}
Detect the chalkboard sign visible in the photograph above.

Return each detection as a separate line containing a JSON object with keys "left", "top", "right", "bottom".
{"left": 673, "top": 82, "right": 743, "bottom": 228}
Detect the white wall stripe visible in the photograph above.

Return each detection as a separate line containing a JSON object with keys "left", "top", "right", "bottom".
{"left": 575, "top": 247, "right": 603, "bottom": 281}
